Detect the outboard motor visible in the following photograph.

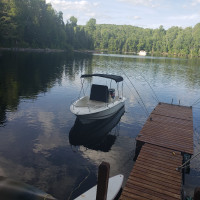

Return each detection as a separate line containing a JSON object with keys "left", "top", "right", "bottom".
{"left": 108, "top": 88, "right": 115, "bottom": 99}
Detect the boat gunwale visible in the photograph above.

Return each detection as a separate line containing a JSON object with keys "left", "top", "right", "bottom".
{"left": 70, "top": 96, "right": 126, "bottom": 116}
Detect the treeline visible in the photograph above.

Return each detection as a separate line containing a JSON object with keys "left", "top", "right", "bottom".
{"left": 0, "top": 0, "right": 200, "bottom": 56}
{"left": 89, "top": 24, "right": 200, "bottom": 57}
{"left": 0, "top": 0, "right": 91, "bottom": 49}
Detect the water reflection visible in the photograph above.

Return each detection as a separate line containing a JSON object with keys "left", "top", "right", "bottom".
{"left": 69, "top": 106, "right": 125, "bottom": 152}
{"left": 0, "top": 51, "right": 94, "bottom": 126}
{"left": 0, "top": 51, "right": 200, "bottom": 199}
{"left": 0, "top": 52, "right": 66, "bottom": 126}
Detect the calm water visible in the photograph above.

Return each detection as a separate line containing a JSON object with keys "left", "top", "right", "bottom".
{"left": 0, "top": 51, "right": 200, "bottom": 199}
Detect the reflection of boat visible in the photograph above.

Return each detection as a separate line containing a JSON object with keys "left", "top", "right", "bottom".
{"left": 69, "top": 106, "right": 125, "bottom": 152}
{"left": 138, "top": 50, "right": 146, "bottom": 56}
{"left": 70, "top": 74, "right": 126, "bottom": 124}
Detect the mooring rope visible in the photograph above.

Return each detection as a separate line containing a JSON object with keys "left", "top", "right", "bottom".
{"left": 121, "top": 69, "right": 149, "bottom": 117}
{"left": 191, "top": 97, "right": 200, "bottom": 106}
{"left": 124, "top": 79, "right": 149, "bottom": 117}
{"left": 139, "top": 73, "right": 160, "bottom": 103}
{"left": 176, "top": 151, "right": 200, "bottom": 171}
{"left": 151, "top": 94, "right": 159, "bottom": 104}
{"left": 67, "top": 166, "right": 91, "bottom": 200}
{"left": 193, "top": 106, "right": 200, "bottom": 110}
{"left": 78, "top": 78, "right": 85, "bottom": 98}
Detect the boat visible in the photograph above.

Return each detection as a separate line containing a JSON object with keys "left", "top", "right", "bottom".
{"left": 69, "top": 106, "right": 125, "bottom": 152}
{"left": 70, "top": 74, "right": 126, "bottom": 124}
{"left": 74, "top": 174, "right": 124, "bottom": 200}
{"left": 138, "top": 50, "right": 146, "bottom": 56}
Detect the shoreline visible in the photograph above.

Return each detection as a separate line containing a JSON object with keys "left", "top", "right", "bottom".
{"left": 0, "top": 47, "right": 65, "bottom": 53}
{"left": 73, "top": 49, "right": 196, "bottom": 58}
{"left": 1, "top": 48, "right": 199, "bottom": 58}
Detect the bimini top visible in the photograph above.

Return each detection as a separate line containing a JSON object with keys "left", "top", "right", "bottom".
{"left": 81, "top": 74, "right": 123, "bottom": 82}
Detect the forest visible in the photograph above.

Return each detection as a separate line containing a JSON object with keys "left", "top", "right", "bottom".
{"left": 0, "top": 0, "right": 200, "bottom": 57}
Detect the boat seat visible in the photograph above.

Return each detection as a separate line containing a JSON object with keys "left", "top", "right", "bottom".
{"left": 90, "top": 84, "right": 109, "bottom": 103}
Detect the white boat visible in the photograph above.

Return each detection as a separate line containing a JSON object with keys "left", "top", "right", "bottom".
{"left": 138, "top": 50, "right": 146, "bottom": 56}
{"left": 70, "top": 74, "right": 126, "bottom": 124}
{"left": 74, "top": 174, "right": 124, "bottom": 200}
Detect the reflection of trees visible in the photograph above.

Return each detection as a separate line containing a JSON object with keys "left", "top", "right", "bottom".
{"left": 64, "top": 53, "right": 93, "bottom": 82}
{"left": 92, "top": 54, "right": 200, "bottom": 89}
{"left": 1, "top": 52, "right": 199, "bottom": 126}
{"left": 0, "top": 52, "right": 72, "bottom": 125}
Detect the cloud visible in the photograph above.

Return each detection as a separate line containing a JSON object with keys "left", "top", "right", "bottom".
{"left": 0, "top": 154, "right": 36, "bottom": 180}
{"left": 168, "top": 14, "right": 199, "bottom": 21}
{"left": 33, "top": 111, "right": 67, "bottom": 155}
{"left": 47, "top": 0, "right": 90, "bottom": 10}
{"left": 79, "top": 136, "right": 136, "bottom": 178}
{"left": 86, "top": 12, "right": 96, "bottom": 17}
{"left": 118, "top": 0, "right": 160, "bottom": 7}
{"left": 191, "top": 0, "right": 200, "bottom": 6}
{"left": 45, "top": 0, "right": 200, "bottom": 28}
{"left": 46, "top": 0, "right": 100, "bottom": 23}
{"left": 134, "top": 16, "right": 141, "bottom": 20}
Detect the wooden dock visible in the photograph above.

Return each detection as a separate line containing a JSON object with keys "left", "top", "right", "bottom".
{"left": 120, "top": 103, "right": 194, "bottom": 200}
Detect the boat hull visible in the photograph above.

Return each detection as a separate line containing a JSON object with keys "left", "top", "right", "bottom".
{"left": 70, "top": 97, "right": 125, "bottom": 124}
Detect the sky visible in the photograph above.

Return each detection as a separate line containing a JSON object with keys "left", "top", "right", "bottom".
{"left": 46, "top": 0, "right": 200, "bottom": 29}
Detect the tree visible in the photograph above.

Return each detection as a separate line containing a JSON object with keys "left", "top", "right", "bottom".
{"left": 192, "top": 23, "right": 200, "bottom": 56}
{"left": 86, "top": 18, "right": 96, "bottom": 33}
{"left": 0, "top": 0, "right": 18, "bottom": 46}
{"left": 69, "top": 16, "right": 77, "bottom": 27}
{"left": 1, "top": 0, "right": 200, "bottom": 56}
{"left": 0, "top": 0, "right": 67, "bottom": 48}
{"left": 165, "top": 26, "right": 181, "bottom": 53}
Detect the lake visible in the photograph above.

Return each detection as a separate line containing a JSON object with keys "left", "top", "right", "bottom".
{"left": 0, "top": 51, "right": 200, "bottom": 199}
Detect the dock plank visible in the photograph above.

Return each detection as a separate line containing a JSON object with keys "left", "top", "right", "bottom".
{"left": 120, "top": 143, "right": 182, "bottom": 200}
{"left": 120, "top": 103, "right": 193, "bottom": 200}
{"left": 136, "top": 103, "right": 193, "bottom": 155}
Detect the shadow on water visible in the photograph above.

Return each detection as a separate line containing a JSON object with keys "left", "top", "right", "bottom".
{"left": 69, "top": 106, "right": 125, "bottom": 152}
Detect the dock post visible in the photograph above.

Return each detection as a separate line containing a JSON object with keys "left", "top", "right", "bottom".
{"left": 133, "top": 141, "right": 144, "bottom": 161}
{"left": 194, "top": 187, "right": 200, "bottom": 200}
{"left": 96, "top": 162, "right": 110, "bottom": 200}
